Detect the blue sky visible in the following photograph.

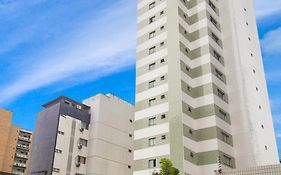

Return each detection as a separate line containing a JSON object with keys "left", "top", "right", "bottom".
{"left": 0, "top": 0, "right": 280, "bottom": 157}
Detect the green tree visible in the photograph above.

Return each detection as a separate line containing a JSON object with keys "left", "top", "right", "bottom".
{"left": 152, "top": 158, "right": 180, "bottom": 175}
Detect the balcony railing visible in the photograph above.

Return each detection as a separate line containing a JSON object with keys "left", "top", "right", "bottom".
{"left": 17, "top": 144, "right": 29, "bottom": 150}
{"left": 15, "top": 153, "right": 28, "bottom": 159}
{"left": 18, "top": 136, "right": 31, "bottom": 142}
{"left": 13, "top": 162, "right": 26, "bottom": 168}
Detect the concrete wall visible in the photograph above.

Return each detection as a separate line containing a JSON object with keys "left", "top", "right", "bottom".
{"left": 220, "top": 0, "right": 279, "bottom": 167}
{"left": 83, "top": 94, "right": 135, "bottom": 175}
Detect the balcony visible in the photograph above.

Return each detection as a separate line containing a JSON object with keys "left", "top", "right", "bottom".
{"left": 13, "top": 162, "right": 26, "bottom": 168}
{"left": 17, "top": 144, "right": 29, "bottom": 150}
{"left": 15, "top": 153, "right": 28, "bottom": 159}
{"left": 18, "top": 136, "right": 31, "bottom": 142}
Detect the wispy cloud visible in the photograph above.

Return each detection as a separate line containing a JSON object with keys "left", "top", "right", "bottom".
{"left": 260, "top": 27, "right": 281, "bottom": 84}
{"left": 0, "top": 0, "right": 136, "bottom": 104}
{"left": 254, "top": 0, "right": 281, "bottom": 19}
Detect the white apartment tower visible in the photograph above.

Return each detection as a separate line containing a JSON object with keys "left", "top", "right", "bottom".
{"left": 134, "top": 0, "right": 279, "bottom": 175}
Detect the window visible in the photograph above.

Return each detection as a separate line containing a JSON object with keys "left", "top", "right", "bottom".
{"left": 149, "top": 2, "right": 156, "bottom": 9}
{"left": 160, "top": 42, "right": 165, "bottom": 46}
{"left": 253, "top": 69, "right": 256, "bottom": 73}
{"left": 161, "top": 135, "right": 166, "bottom": 140}
{"left": 149, "top": 16, "right": 156, "bottom": 24}
{"left": 219, "top": 109, "right": 227, "bottom": 120}
{"left": 210, "top": 15, "right": 219, "bottom": 29}
{"left": 221, "top": 132, "right": 230, "bottom": 144}
{"left": 149, "top": 98, "right": 156, "bottom": 106}
{"left": 261, "top": 125, "right": 264, "bottom": 129}
{"left": 79, "top": 138, "right": 88, "bottom": 147}
{"left": 149, "top": 80, "right": 156, "bottom": 88}
{"left": 160, "top": 59, "right": 165, "bottom": 63}
{"left": 217, "top": 89, "right": 225, "bottom": 100}
{"left": 81, "top": 122, "right": 89, "bottom": 130}
{"left": 149, "top": 63, "right": 156, "bottom": 71}
{"left": 148, "top": 137, "right": 156, "bottom": 146}
{"left": 53, "top": 168, "right": 60, "bottom": 173}
{"left": 129, "top": 149, "right": 132, "bottom": 153}
{"left": 148, "top": 159, "right": 156, "bottom": 168}
{"left": 148, "top": 117, "right": 156, "bottom": 126}
{"left": 128, "top": 165, "right": 132, "bottom": 169}
{"left": 215, "top": 69, "right": 224, "bottom": 81}
{"left": 188, "top": 106, "right": 192, "bottom": 112}
{"left": 160, "top": 26, "right": 165, "bottom": 30}
{"left": 160, "top": 11, "right": 164, "bottom": 15}
{"left": 76, "top": 105, "right": 82, "bottom": 110}
{"left": 160, "top": 76, "right": 165, "bottom": 81}
{"left": 213, "top": 50, "right": 221, "bottom": 62}
{"left": 58, "top": 131, "right": 64, "bottom": 135}
{"left": 77, "top": 156, "right": 86, "bottom": 164}
{"left": 129, "top": 134, "right": 133, "bottom": 137}
{"left": 190, "top": 152, "right": 194, "bottom": 158}
{"left": 55, "top": 149, "right": 62, "bottom": 153}
{"left": 209, "top": 0, "right": 217, "bottom": 12}
{"left": 129, "top": 119, "right": 133, "bottom": 123}
{"left": 161, "top": 94, "right": 165, "bottom": 99}
{"left": 211, "top": 32, "right": 219, "bottom": 44}
{"left": 223, "top": 155, "right": 232, "bottom": 167}
{"left": 149, "top": 31, "right": 156, "bottom": 39}
{"left": 265, "top": 145, "right": 268, "bottom": 150}
{"left": 149, "top": 46, "right": 156, "bottom": 54}
{"left": 189, "top": 129, "right": 193, "bottom": 134}
{"left": 161, "top": 114, "right": 166, "bottom": 119}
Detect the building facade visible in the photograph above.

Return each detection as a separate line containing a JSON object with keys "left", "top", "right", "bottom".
{"left": 134, "top": 0, "right": 279, "bottom": 175}
{"left": 29, "top": 94, "right": 134, "bottom": 175}
{"left": 215, "top": 164, "right": 281, "bottom": 175}
{"left": 13, "top": 129, "right": 33, "bottom": 175}
{"left": 83, "top": 94, "right": 134, "bottom": 175}
{"left": 29, "top": 96, "right": 91, "bottom": 175}
{"left": 0, "top": 108, "right": 32, "bottom": 175}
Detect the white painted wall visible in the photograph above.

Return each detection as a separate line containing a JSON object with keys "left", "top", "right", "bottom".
{"left": 83, "top": 94, "right": 134, "bottom": 175}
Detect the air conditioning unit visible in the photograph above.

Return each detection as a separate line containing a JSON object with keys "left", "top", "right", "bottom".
{"left": 75, "top": 162, "right": 80, "bottom": 167}
{"left": 78, "top": 144, "right": 82, "bottom": 149}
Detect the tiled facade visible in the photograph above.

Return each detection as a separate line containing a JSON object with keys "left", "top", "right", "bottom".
{"left": 216, "top": 164, "right": 281, "bottom": 175}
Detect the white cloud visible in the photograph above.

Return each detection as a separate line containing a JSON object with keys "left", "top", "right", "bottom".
{"left": 0, "top": 0, "right": 136, "bottom": 104}
{"left": 260, "top": 27, "right": 281, "bottom": 84}
{"left": 261, "top": 27, "right": 281, "bottom": 56}
{"left": 254, "top": 0, "right": 281, "bottom": 19}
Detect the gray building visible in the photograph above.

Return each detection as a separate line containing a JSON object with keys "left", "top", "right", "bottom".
{"left": 29, "top": 96, "right": 90, "bottom": 175}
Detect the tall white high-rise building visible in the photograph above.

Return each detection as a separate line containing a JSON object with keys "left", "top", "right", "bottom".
{"left": 134, "top": 0, "right": 279, "bottom": 175}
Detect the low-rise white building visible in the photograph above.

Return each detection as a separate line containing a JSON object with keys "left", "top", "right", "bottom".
{"left": 83, "top": 94, "right": 134, "bottom": 175}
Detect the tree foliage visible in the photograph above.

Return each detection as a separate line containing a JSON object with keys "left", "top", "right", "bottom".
{"left": 152, "top": 158, "right": 180, "bottom": 175}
